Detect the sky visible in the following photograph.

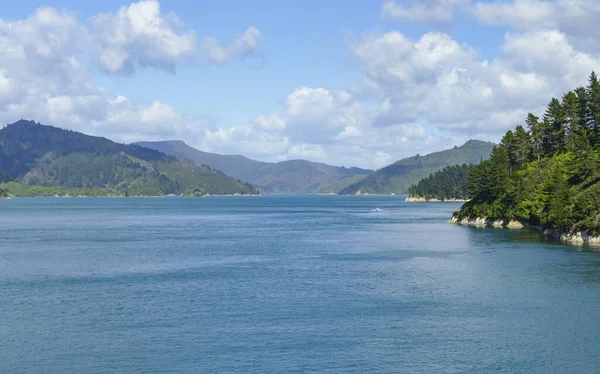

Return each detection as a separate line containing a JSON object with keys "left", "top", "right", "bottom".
{"left": 1, "top": 0, "right": 599, "bottom": 169}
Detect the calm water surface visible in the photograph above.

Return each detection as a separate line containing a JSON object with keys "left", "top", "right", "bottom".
{"left": 1, "top": 196, "right": 600, "bottom": 373}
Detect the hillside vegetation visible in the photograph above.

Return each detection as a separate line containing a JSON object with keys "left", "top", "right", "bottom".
{"left": 408, "top": 164, "right": 474, "bottom": 201}
{"left": 338, "top": 140, "right": 495, "bottom": 195}
{"left": 456, "top": 72, "right": 600, "bottom": 236}
{"left": 0, "top": 120, "right": 259, "bottom": 196}
{"left": 135, "top": 140, "right": 372, "bottom": 193}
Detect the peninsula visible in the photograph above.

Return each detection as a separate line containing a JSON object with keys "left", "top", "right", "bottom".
{"left": 452, "top": 72, "right": 600, "bottom": 246}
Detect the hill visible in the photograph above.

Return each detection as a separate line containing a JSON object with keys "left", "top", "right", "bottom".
{"left": 407, "top": 164, "right": 475, "bottom": 201}
{"left": 338, "top": 140, "right": 495, "bottom": 195}
{"left": 0, "top": 120, "right": 259, "bottom": 196}
{"left": 134, "top": 140, "right": 372, "bottom": 193}
{"left": 453, "top": 72, "right": 600, "bottom": 245}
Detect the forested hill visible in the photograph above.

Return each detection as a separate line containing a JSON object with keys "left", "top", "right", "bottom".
{"left": 338, "top": 140, "right": 495, "bottom": 195}
{"left": 134, "top": 140, "right": 372, "bottom": 193}
{"left": 408, "top": 164, "right": 474, "bottom": 201}
{"left": 0, "top": 120, "right": 259, "bottom": 196}
{"left": 455, "top": 72, "right": 600, "bottom": 237}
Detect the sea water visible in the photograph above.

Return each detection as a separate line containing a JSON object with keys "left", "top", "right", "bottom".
{"left": 1, "top": 196, "right": 600, "bottom": 373}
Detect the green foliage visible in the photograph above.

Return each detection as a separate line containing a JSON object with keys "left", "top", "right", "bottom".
{"left": 457, "top": 72, "right": 600, "bottom": 235}
{"left": 408, "top": 164, "right": 473, "bottom": 200}
{"left": 0, "top": 120, "right": 259, "bottom": 196}
{"left": 339, "top": 140, "right": 495, "bottom": 194}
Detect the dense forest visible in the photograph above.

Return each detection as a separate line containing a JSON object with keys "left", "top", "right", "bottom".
{"left": 0, "top": 120, "right": 259, "bottom": 196}
{"left": 408, "top": 164, "right": 474, "bottom": 200}
{"left": 456, "top": 72, "right": 600, "bottom": 236}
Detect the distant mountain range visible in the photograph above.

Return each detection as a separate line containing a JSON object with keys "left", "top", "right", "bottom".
{"left": 134, "top": 140, "right": 373, "bottom": 193}
{"left": 0, "top": 120, "right": 258, "bottom": 196}
{"left": 338, "top": 140, "right": 496, "bottom": 195}
{"left": 0, "top": 120, "right": 496, "bottom": 197}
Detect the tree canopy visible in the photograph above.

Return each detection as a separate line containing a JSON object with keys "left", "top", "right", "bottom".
{"left": 456, "top": 72, "right": 600, "bottom": 235}
{"left": 408, "top": 164, "right": 474, "bottom": 200}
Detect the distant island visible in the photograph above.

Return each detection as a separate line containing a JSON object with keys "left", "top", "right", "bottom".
{"left": 452, "top": 72, "right": 600, "bottom": 246}
{"left": 406, "top": 164, "right": 474, "bottom": 202}
{"left": 0, "top": 120, "right": 259, "bottom": 197}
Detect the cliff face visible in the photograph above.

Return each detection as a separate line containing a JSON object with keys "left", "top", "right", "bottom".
{"left": 449, "top": 216, "right": 600, "bottom": 246}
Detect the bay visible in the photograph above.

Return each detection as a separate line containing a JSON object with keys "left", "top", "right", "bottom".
{"left": 1, "top": 195, "right": 600, "bottom": 373}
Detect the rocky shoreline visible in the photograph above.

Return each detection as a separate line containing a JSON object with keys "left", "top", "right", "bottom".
{"left": 405, "top": 195, "right": 469, "bottom": 202}
{"left": 449, "top": 216, "right": 600, "bottom": 246}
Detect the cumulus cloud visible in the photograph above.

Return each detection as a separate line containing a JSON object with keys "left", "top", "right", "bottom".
{"left": 252, "top": 113, "right": 285, "bottom": 131}
{"left": 347, "top": 27, "right": 600, "bottom": 135}
{"left": 382, "top": 0, "right": 470, "bottom": 23}
{"left": 0, "top": 2, "right": 265, "bottom": 145}
{"left": 90, "top": 0, "right": 262, "bottom": 73}
{"left": 471, "top": 0, "right": 556, "bottom": 30}
{"left": 91, "top": 0, "right": 197, "bottom": 73}
{"left": 472, "top": 0, "right": 600, "bottom": 53}
{"left": 202, "top": 26, "right": 263, "bottom": 64}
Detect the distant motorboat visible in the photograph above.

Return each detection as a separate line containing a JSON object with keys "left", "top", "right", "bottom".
{"left": 371, "top": 206, "right": 382, "bottom": 212}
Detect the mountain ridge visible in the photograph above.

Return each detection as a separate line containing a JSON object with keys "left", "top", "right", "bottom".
{"left": 134, "top": 140, "right": 373, "bottom": 193}
{"left": 338, "top": 140, "right": 496, "bottom": 195}
{"left": 0, "top": 120, "right": 259, "bottom": 196}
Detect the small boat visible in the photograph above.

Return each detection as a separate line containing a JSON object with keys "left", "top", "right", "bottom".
{"left": 371, "top": 206, "right": 382, "bottom": 212}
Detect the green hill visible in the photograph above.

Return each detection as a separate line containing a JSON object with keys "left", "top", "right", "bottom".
{"left": 338, "top": 140, "right": 495, "bottom": 195}
{"left": 0, "top": 120, "right": 259, "bottom": 196}
{"left": 455, "top": 72, "right": 600, "bottom": 243}
{"left": 134, "top": 140, "right": 372, "bottom": 193}
{"left": 407, "top": 164, "right": 475, "bottom": 201}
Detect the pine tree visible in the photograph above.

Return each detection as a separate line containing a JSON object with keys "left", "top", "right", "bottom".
{"left": 500, "top": 130, "right": 517, "bottom": 173}
{"left": 526, "top": 113, "right": 542, "bottom": 162}
{"left": 541, "top": 98, "right": 567, "bottom": 154}
{"left": 587, "top": 71, "right": 600, "bottom": 145}
{"left": 561, "top": 91, "right": 579, "bottom": 141}
{"left": 513, "top": 125, "right": 531, "bottom": 169}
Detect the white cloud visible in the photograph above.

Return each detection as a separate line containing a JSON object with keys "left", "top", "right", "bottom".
{"left": 382, "top": 0, "right": 470, "bottom": 23}
{"left": 348, "top": 27, "right": 600, "bottom": 135}
{"left": 90, "top": 0, "right": 262, "bottom": 73}
{"left": 91, "top": 0, "right": 196, "bottom": 73}
{"left": 252, "top": 113, "right": 285, "bottom": 131}
{"left": 472, "top": 0, "right": 556, "bottom": 30}
{"left": 287, "top": 144, "right": 328, "bottom": 162}
{"left": 0, "top": 2, "right": 264, "bottom": 147}
{"left": 202, "top": 26, "right": 263, "bottom": 64}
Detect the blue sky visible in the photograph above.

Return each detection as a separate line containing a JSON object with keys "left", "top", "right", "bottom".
{"left": 1, "top": 0, "right": 598, "bottom": 168}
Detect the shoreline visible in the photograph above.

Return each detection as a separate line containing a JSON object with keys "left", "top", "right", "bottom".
{"left": 449, "top": 216, "right": 600, "bottom": 247}
{"left": 405, "top": 195, "right": 469, "bottom": 202}
{"left": 0, "top": 193, "right": 262, "bottom": 199}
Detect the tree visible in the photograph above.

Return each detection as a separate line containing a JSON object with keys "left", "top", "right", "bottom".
{"left": 526, "top": 113, "right": 542, "bottom": 162}
{"left": 513, "top": 125, "right": 531, "bottom": 170}
{"left": 541, "top": 98, "right": 567, "bottom": 154}
{"left": 561, "top": 91, "right": 579, "bottom": 141}
{"left": 587, "top": 71, "right": 600, "bottom": 145}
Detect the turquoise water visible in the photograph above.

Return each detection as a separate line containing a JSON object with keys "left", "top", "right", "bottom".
{"left": 1, "top": 195, "right": 600, "bottom": 373}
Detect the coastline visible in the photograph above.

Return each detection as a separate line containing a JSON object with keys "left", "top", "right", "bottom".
{"left": 0, "top": 193, "right": 261, "bottom": 198}
{"left": 449, "top": 216, "right": 600, "bottom": 246}
{"left": 405, "top": 195, "right": 469, "bottom": 202}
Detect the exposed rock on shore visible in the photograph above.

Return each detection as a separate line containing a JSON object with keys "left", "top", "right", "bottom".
{"left": 450, "top": 216, "right": 600, "bottom": 246}
{"left": 405, "top": 195, "right": 469, "bottom": 202}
